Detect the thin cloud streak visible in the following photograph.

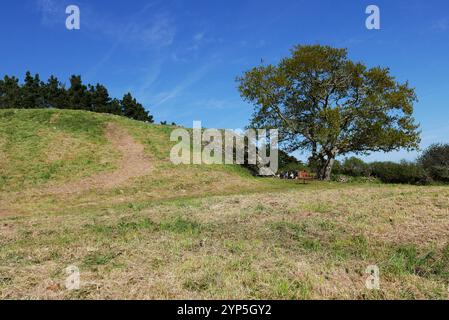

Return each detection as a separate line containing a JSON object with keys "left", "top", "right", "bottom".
{"left": 151, "top": 63, "right": 214, "bottom": 106}
{"left": 84, "top": 3, "right": 174, "bottom": 79}
{"left": 36, "top": 0, "right": 67, "bottom": 26}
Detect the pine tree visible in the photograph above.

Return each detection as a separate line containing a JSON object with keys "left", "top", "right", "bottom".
{"left": 1, "top": 72, "right": 155, "bottom": 122}
{"left": 90, "top": 84, "right": 111, "bottom": 113}
{"left": 0, "top": 78, "right": 4, "bottom": 109}
{"left": 108, "top": 98, "right": 123, "bottom": 116}
{"left": 0, "top": 76, "right": 21, "bottom": 109}
{"left": 21, "top": 71, "right": 44, "bottom": 109}
{"left": 121, "top": 93, "right": 153, "bottom": 122}
{"left": 67, "top": 75, "right": 91, "bottom": 110}
{"left": 42, "top": 76, "right": 68, "bottom": 109}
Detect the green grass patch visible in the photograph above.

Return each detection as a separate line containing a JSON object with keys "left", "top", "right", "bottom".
{"left": 0, "top": 109, "right": 118, "bottom": 191}
{"left": 83, "top": 251, "right": 120, "bottom": 267}
{"left": 383, "top": 244, "right": 449, "bottom": 279}
{"left": 160, "top": 217, "right": 203, "bottom": 235}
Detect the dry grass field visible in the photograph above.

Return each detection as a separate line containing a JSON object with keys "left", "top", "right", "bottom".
{"left": 1, "top": 109, "right": 449, "bottom": 299}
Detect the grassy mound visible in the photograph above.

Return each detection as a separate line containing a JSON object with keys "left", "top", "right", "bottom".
{"left": 0, "top": 109, "right": 291, "bottom": 216}
{"left": 1, "top": 109, "right": 449, "bottom": 300}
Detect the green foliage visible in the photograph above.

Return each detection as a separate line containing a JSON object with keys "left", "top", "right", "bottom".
{"left": 331, "top": 159, "right": 343, "bottom": 174}
{"left": 0, "top": 72, "right": 154, "bottom": 123}
{"left": 42, "top": 75, "right": 68, "bottom": 109}
{"left": 21, "top": 71, "right": 44, "bottom": 109}
{"left": 0, "top": 76, "right": 21, "bottom": 108}
{"left": 341, "top": 157, "right": 370, "bottom": 177}
{"left": 67, "top": 75, "right": 91, "bottom": 111}
{"left": 278, "top": 150, "right": 305, "bottom": 172}
{"left": 332, "top": 156, "right": 431, "bottom": 185}
{"left": 237, "top": 44, "right": 420, "bottom": 180}
{"left": 89, "top": 83, "right": 111, "bottom": 113}
{"left": 122, "top": 93, "right": 153, "bottom": 122}
{"left": 370, "top": 160, "right": 429, "bottom": 185}
{"left": 418, "top": 144, "right": 449, "bottom": 182}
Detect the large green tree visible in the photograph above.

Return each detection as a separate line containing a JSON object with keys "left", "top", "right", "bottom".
{"left": 238, "top": 45, "right": 420, "bottom": 180}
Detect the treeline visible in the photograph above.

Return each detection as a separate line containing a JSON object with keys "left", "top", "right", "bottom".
{"left": 332, "top": 144, "right": 449, "bottom": 185}
{"left": 277, "top": 144, "right": 449, "bottom": 185}
{"left": 0, "top": 72, "right": 154, "bottom": 122}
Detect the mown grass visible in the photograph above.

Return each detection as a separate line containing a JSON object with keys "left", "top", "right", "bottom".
{"left": 1, "top": 184, "right": 449, "bottom": 299}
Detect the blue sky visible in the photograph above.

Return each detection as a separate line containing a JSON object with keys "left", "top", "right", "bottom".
{"left": 1, "top": 0, "right": 449, "bottom": 162}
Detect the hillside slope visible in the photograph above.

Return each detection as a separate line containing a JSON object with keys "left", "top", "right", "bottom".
{"left": 0, "top": 109, "right": 290, "bottom": 217}
{"left": 2, "top": 110, "right": 449, "bottom": 300}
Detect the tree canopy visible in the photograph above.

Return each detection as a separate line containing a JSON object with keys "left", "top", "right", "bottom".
{"left": 418, "top": 144, "right": 449, "bottom": 182}
{"left": 238, "top": 44, "right": 420, "bottom": 180}
{"left": 0, "top": 72, "right": 154, "bottom": 123}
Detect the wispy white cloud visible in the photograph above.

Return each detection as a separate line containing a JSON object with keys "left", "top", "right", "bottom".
{"left": 171, "top": 52, "right": 187, "bottom": 63}
{"left": 193, "top": 32, "right": 205, "bottom": 42}
{"left": 36, "top": 1, "right": 175, "bottom": 50}
{"left": 236, "top": 39, "right": 268, "bottom": 49}
{"left": 81, "top": 3, "right": 175, "bottom": 79}
{"left": 123, "top": 13, "right": 175, "bottom": 48}
{"left": 134, "top": 62, "right": 164, "bottom": 99}
{"left": 151, "top": 63, "right": 213, "bottom": 106}
{"left": 431, "top": 18, "right": 449, "bottom": 31}
{"left": 36, "top": 0, "right": 66, "bottom": 26}
{"left": 185, "top": 32, "right": 206, "bottom": 51}
{"left": 170, "top": 31, "right": 224, "bottom": 63}
{"left": 191, "top": 98, "right": 241, "bottom": 111}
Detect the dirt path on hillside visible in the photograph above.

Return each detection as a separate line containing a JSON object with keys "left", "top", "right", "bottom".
{"left": 0, "top": 209, "right": 14, "bottom": 217}
{"left": 43, "top": 122, "right": 153, "bottom": 195}
{"left": 0, "top": 123, "right": 153, "bottom": 218}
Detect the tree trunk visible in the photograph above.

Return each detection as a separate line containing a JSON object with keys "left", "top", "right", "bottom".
{"left": 311, "top": 147, "right": 338, "bottom": 181}
{"left": 322, "top": 157, "right": 335, "bottom": 181}
{"left": 316, "top": 153, "right": 337, "bottom": 181}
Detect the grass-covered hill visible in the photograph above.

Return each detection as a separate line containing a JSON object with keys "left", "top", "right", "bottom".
{"left": 1, "top": 109, "right": 449, "bottom": 300}
{"left": 0, "top": 108, "right": 291, "bottom": 217}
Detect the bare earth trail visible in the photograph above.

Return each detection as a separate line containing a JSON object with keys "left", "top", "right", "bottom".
{"left": 0, "top": 123, "right": 152, "bottom": 217}
{"left": 44, "top": 122, "right": 153, "bottom": 195}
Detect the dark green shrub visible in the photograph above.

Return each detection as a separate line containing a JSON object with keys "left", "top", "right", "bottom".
{"left": 331, "top": 160, "right": 343, "bottom": 174}
{"left": 369, "top": 160, "right": 429, "bottom": 185}
{"left": 278, "top": 150, "right": 306, "bottom": 172}
{"left": 341, "top": 157, "right": 370, "bottom": 177}
{"left": 418, "top": 144, "right": 449, "bottom": 183}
